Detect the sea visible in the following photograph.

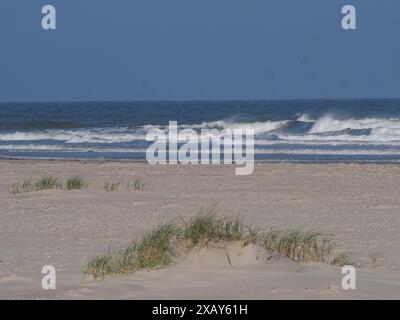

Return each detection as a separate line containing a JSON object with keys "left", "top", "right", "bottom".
{"left": 1, "top": 99, "right": 400, "bottom": 162}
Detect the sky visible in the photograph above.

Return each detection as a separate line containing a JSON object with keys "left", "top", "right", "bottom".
{"left": 0, "top": 0, "right": 399, "bottom": 101}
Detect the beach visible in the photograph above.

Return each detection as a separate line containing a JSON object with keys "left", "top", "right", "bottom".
{"left": 1, "top": 160, "right": 400, "bottom": 299}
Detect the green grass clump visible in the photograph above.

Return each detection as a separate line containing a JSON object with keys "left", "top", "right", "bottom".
{"left": 84, "top": 245, "right": 136, "bottom": 279}
{"left": 65, "top": 176, "right": 85, "bottom": 190}
{"left": 134, "top": 224, "right": 180, "bottom": 270}
{"left": 263, "top": 229, "right": 336, "bottom": 263}
{"left": 332, "top": 253, "right": 356, "bottom": 267}
{"left": 182, "top": 213, "right": 248, "bottom": 248}
{"left": 128, "top": 178, "right": 144, "bottom": 192}
{"left": 84, "top": 223, "right": 179, "bottom": 278}
{"left": 35, "top": 176, "right": 62, "bottom": 191}
{"left": 10, "top": 175, "right": 61, "bottom": 194}
{"left": 10, "top": 180, "right": 35, "bottom": 194}
{"left": 10, "top": 175, "right": 87, "bottom": 193}
{"left": 104, "top": 181, "right": 120, "bottom": 192}
{"left": 84, "top": 249, "right": 115, "bottom": 279}
{"left": 182, "top": 212, "right": 218, "bottom": 248}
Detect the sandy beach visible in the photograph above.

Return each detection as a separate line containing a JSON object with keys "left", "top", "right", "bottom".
{"left": 1, "top": 160, "right": 400, "bottom": 299}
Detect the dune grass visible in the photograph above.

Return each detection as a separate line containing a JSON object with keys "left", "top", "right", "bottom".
{"left": 85, "top": 245, "right": 136, "bottom": 279}
{"left": 35, "top": 176, "right": 62, "bottom": 190}
{"left": 128, "top": 178, "right": 144, "bottom": 192}
{"left": 85, "top": 249, "right": 115, "bottom": 279}
{"left": 10, "top": 180, "right": 35, "bottom": 194}
{"left": 84, "top": 224, "right": 179, "bottom": 279}
{"left": 10, "top": 175, "right": 62, "bottom": 194}
{"left": 10, "top": 176, "right": 147, "bottom": 193}
{"left": 263, "top": 229, "right": 336, "bottom": 263}
{"left": 332, "top": 253, "right": 356, "bottom": 267}
{"left": 65, "top": 176, "right": 86, "bottom": 190}
{"left": 10, "top": 175, "right": 86, "bottom": 193}
{"left": 181, "top": 209, "right": 247, "bottom": 249}
{"left": 104, "top": 181, "right": 120, "bottom": 192}
{"left": 134, "top": 224, "right": 180, "bottom": 270}
{"left": 84, "top": 209, "right": 345, "bottom": 279}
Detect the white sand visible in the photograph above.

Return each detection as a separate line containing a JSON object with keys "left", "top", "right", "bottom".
{"left": 1, "top": 160, "right": 400, "bottom": 299}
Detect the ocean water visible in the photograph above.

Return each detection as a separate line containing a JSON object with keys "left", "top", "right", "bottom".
{"left": 1, "top": 99, "right": 400, "bottom": 162}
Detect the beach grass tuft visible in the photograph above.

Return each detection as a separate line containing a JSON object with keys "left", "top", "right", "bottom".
{"left": 263, "top": 229, "right": 336, "bottom": 263}
{"left": 65, "top": 176, "right": 86, "bottom": 190}
{"left": 332, "top": 252, "right": 356, "bottom": 267}
{"left": 84, "top": 245, "right": 136, "bottom": 279}
{"left": 10, "top": 180, "right": 35, "bottom": 194}
{"left": 84, "top": 249, "right": 115, "bottom": 279}
{"left": 134, "top": 223, "right": 180, "bottom": 270}
{"left": 128, "top": 178, "right": 144, "bottom": 192}
{"left": 35, "top": 176, "right": 62, "bottom": 191}
{"left": 182, "top": 210, "right": 247, "bottom": 249}
{"left": 104, "top": 181, "right": 120, "bottom": 192}
{"left": 83, "top": 224, "right": 179, "bottom": 278}
{"left": 10, "top": 175, "right": 87, "bottom": 193}
{"left": 10, "top": 175, "right": 62, "bottom": 194}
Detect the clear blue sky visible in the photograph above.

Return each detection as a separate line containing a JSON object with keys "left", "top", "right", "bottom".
{"left": 0, "top": 0, "right": 399, "bottom": 101}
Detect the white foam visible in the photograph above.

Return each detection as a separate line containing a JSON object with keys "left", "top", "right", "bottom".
{"left": 223, "top": 120, "right": 288, "bottom": 134}
{"left": 255, "top": 148, "right": 400, "bottom": 155}
{"left": 310, "top": 114, "right": 400, "bottom": 134}
{"left": 0, "top": 128, "right": 147, "bottom": 144}
{"left": 1, "top": 115, "right": 400, "bottom": 147}
{"left": 0, "top": 120, "right": 288, "bottom": 144}
{"left": 297, "top": 114, "right": 315, "bottom": 122}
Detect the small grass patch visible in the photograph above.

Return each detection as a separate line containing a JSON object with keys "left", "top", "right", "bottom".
{"left": 332, "top": 253, "right": 356, "bottom": 267}
{"left": 104, "top": 181, "right": 120, "bottom": 192}
{"left": 10, "top": 175, "right": 87, "bottom": 193}
{"left": 84, "top": 223, "right": 179, "bottom": 278}
{"left": 263, "top": 229, "right": 336, "bottom": 263}
{"left": 10, "top": 175, "right": 61, "bottom": 194}
{"left": 84, "top": 249, "right": 115, "bottom": 279}
{"left": 35, "top": 176, "right": 62, "bottom": 191}
{"left": 134, "top": 223, "right": 180, "bottom": 270}
{"left": 181, "top": 210, "right": 247, "bottom": 249}
{"left": 65, "top": 176, "right": 86, "bottom": 190}
{"left": 10, "top": 180, "right": 35, "bottom": 194}
{"left": 84, "top": 245, "right": 136, "bottom": 279}
{"left": 128, "top": 178, "right": 144, "bottom": 192}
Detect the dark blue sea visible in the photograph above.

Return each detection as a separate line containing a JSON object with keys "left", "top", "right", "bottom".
{"left": 1, "top": 99, "right": 400, "bottom": 162}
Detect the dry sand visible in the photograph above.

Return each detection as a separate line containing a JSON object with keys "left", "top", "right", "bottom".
{"left": 0, "top": 160, "right": 400, "bottom": 299}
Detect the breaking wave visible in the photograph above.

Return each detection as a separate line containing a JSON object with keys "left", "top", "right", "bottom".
{"left": 2, "top": 111, "right": 400, "bottom": 159}
{"left": 1, "top": 115, "right": 400, "bottom": 145}
{"left": 0, "top": 120, "right": 289, "bottom": 144}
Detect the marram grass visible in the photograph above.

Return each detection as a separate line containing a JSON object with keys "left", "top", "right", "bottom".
{"left": 181, "top": 209, "right": 247, "bottom": 249}
{"left": 104, "top": 181, "right": 120, "bottom": 192}
{"left": 10, "top": 175, "right": 86, "bottom": 193}
{"left": 10, "top": 175, "right": 62, "bottom": 194}
{"left": 84, "top": 209, "right": 347, "bottom": 279}
{"left": 84, "top": 224, "right": 179, "bottom": 279}
{"left": 65, "top": 176, "right": 86, "bottom": 190}
{"left": 134, "top": 223, "right": 179, "bottom": 270}
{"left": 263, "top": 229, "right": 337, "bottom": 263}
{"left": 128, "top": 178, "right": 144, "bottom": 192}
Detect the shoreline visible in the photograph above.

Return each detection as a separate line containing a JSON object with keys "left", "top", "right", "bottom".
{"left": 2, "top": 157, "right": 400, "bottom": 165}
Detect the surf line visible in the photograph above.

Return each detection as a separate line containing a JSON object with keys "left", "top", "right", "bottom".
{"left": 145, "top": 121, "right": 255, "bottom": 175}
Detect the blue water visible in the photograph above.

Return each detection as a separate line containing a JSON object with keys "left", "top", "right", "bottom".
{"left": 1, "top": 99, "right": 400, "bottom": 162}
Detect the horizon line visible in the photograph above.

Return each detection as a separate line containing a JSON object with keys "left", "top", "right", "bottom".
{"left": 1, "top": 97, "right": 400, "bottom": 104}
